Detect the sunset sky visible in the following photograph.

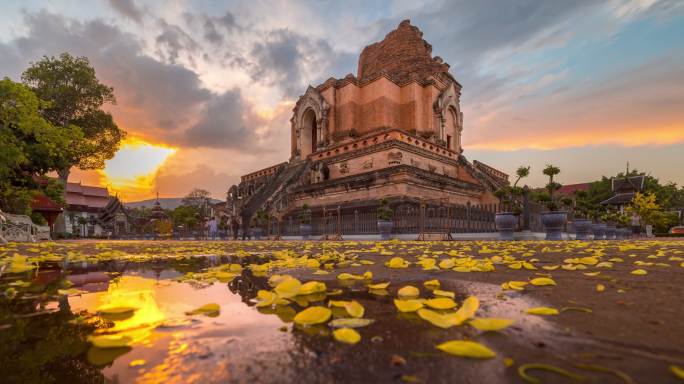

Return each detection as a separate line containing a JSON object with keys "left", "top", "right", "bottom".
{"left": 1, "top": 0, "right": 683, "bottom": 201}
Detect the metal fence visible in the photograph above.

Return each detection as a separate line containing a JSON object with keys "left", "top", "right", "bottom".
{"left": 260, "top": 202, "right": 503, "bottom": 237}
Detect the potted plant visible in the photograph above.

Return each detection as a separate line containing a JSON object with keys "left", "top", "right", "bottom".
{"left": 536, "top": 164, "right": 567, "bottom": 240}
{"left": 602, "top": 211, "right": 617, "bottom": 240}
{"left": 299, "top": 204, "right": 312, "bottom": 240}
{"left": 494, "top": 166, "right": 530, "bottom": 240}
{"left": 616, "top": 213, "right": 631, "bottom": 239}
{"left": 377, "top": 199, "right": 394, "bottom": 240}
{"left": 571, "top": 191, "right": 593, "bottom": 240}
{"left": 251, "top": 209, "right": 268, "bottom": 240}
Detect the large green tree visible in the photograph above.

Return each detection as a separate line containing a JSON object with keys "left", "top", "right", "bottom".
{"left": 21, "top": 53, "right": 125, "bottom": 186}
{"left": 0, "top": 78, "right": 81, "bottom": 214}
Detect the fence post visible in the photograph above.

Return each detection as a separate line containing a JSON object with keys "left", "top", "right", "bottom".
{"left": 522, "top": 185, "right": 530, "bottom": 231}
{"left": 466, "top": 201, "right": 471, "bottom": 233}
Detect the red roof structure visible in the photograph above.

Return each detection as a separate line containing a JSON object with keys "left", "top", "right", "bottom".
{"left": 66, "top": 182, "right": 110, "bottom": 212}
{"left": 30, "top": 193, "right": 63, "bottom": 230}
{"left": 557, "top": 183, "right": 591, "bottom": 196}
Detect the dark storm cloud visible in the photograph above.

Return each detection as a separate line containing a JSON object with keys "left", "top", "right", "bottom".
{"left": 0, "top": 10, "right": 262, "bottom": 150}
{"left": 155, "top": 19, "right": 201, "bottom": 65}
{"left": 107, "top": 0, "right": 144, "bottom": 24}
{"left": 240, "top": 29, "right": 355, "bottom": 97}
{"left": 184, "top": 88, "right": 262, "bottom": 149}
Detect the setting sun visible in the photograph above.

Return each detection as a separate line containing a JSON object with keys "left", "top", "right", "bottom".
{"left": 99, "top": 138, "right": 177, "bottom": 200}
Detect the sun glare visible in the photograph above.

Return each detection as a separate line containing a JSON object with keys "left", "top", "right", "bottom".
{"left": 100, "top": 138, "right": 177, "bottom": 200}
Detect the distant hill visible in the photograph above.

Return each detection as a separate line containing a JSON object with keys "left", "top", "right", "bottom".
{"left": 124, "top": 197, "right": 222, "bottom": 210}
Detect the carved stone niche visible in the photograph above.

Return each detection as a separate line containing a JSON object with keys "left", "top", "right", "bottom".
{"left": 362, "top": 157, "right": 373, "bottom": 169}
{"left": 339, "top": 161, "right": 349, "bottom": 174}
{"left": 388, "top": 151, "right": 403, "bottom": 165}
{"left": 428, "top": 164, "right": 437, "bottom": 173}
{"left": 410, "top": 158, "right": 422, "bottom": 168}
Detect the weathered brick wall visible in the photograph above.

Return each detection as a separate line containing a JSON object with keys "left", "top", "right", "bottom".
{"left": 357, "top": 19, "right": 451, "bottom": 83}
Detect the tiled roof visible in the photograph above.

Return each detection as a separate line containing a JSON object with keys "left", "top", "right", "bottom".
{"left": 557, "top": 183, "right": 591, "bottom": 196}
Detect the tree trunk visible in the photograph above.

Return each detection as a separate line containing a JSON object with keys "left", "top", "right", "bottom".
{"left": 54, "top": 167, "right": 71, "bottom": 235}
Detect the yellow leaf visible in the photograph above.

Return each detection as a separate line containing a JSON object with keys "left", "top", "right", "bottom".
{"left": 469, "top": 318, "right": 514, "bottom": 331}
{"left": 387, "top": 257, "right": 409, "bottom": 268}
{"left": 542, "top": 265, "right": 559, "bottom": 270}
{"left": 417, "top": 309, "right": 466, "bottom": 328}
{"left": 398, "top": 285, "right": 420, "bottom": 298}
{"left": 328, "top": 318, "right": 374, "bottom": 328}
{"left": 596, "top": 284, "right": 605, "bottom": 292}
{"left": 275, "top": 277, "right": 302, "bottom": 298}
{"left": 456, "top": 296, "right": 479, "bottom": 319}
{"left": 439, "top": 259, "right": 455, "bottom": 269}
{"left": 583, "top": 272, "right": 601, "bottom": 276}
{"left": 425, "top": 298, "right": 457, "bottom": 310}
{"left": 293, "top": 306, "right": 332, "bottom": 325}
{"left": 526, "top": 307, "right": 559, "bottom": 316}
{"left": 255, "top": 290, "right": 278, "bottom": 307}
{"left": 328, "top": 300, "right": 350, "bottom": 308}
{"left": 423, "top": 279, "right": 440, "bottom": 288}
{"left": 96, "top": 306, "right": 138, "bottom": 315}
{"left": 530, "top": 277, "right": 556, "bottom": 286}
{"left": 435, "top": 340, "right": 496, "bottom": 359}
{"left": 508, "top": 281, "right": 528, "bottom": 291}
{"left": 631, "top": 269, "right": 647, "bottom": 275}
{"left": 333, "top": 327, "right": 361, "bottom": 344}
{"left": 363, "top": 271, "right": 373, "bottom": 280}
{"left": 394, "top": 299, "right": 424, "bottom": 313}
{"left": 518, "top": 363, "right": 584, "bottom": 383}
{"left": 433, "top": 289, "right": 455, "bottom": 298}
{"left": 129, "top": 359, "right": 146, "bottom": 367}
{"left": 88, "top": 334, "right": 133, "bottom": 349}
{"left": 670, "top": 365, "right": 684, "bottom": 380}
{"left": 337, "top": 273, "right": 357, "bottom": 280}
{"left": 508, "top": 261, "right": 522, "bottom": 270}
{"left": 313, "top": 270, "right": 329, "bottom": 275}
{"left": 344, "top": 300, "right": 365, "bottom": 318}
{"left": 504, "top": 357, "right": 515, "bottom": 367}
{"left": 299, "top": 281, "right": 327, "bottom": 295}
{"left": 368, "top": 282, "right": 390, "bottom": 289}
{"left": 186, "top": 303, "right": 220, "bottom": 317}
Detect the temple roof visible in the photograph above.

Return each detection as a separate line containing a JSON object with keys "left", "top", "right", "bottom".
{"left": 357, "top": 20, "right": 453, "bottom": 84}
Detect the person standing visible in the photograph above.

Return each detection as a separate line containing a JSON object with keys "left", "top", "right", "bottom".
{"left": 231, "top": 216, "right": 239, "bottom": 240}
{"left": 208, "top": 217, "right": 218, "bottom": 240}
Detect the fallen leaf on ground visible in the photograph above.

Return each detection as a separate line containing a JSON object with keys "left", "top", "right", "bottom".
{"left": 294, "top": 306, "right": 332, "bottom": 325}
{"left": 469, "top": 317, "right": 514, "bottom": 331}
{"left": 518, "top": 363, "right": 584, "bottom": 383}
{"left": 333, "top": 327, "right": 361, "bottom": 344}
{"left": 88, "top": 335, "right": 133, "bottom": 349}
{"left": 394, "top": 299, "right": 424, "bottom": 312}
{"left": 185, "top": 303, "right": 220, "bottom": 317}
{"left": 435, "top": 340, "right": 496, "bottom": 359}
{"left": 328, "top": 318, "right": 374, "bottom": 328}
{"left": 398, "top": 285, "right": 420, "bottom": 298}
{"left": 526, "top": 307, "right": 559, "bottom": 316}
{"left": 425, "top": 297, "right": 457, "bottom": 310}
{"left": 530, "top": 277, "right": 556, "bottom": 286}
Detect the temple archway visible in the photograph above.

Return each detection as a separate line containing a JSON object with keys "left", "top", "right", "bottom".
{"left": 446, "top": 106, "right": 460, "bottom": 151}
{"left": 300, "top": 108, "right": 317, "bottom": 157}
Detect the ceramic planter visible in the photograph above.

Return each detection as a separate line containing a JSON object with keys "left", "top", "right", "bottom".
{"left": 541, "top": 211, "right": 567, "bottom": 240}
{"left": 300, "top": 224, "right": 312, "bottom": 240}
{"left": 377, "top": 220, "right": 394, "bottom": 240}
{"left": 495, "top": 212, "right": 517, "bottom": 241}
{"left": 573, "top": 219, "right": 592, "bottom": 240}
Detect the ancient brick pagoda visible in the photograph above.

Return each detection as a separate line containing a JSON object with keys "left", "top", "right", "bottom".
{"left": 228, "top": 20, "right": 508, "bottom": 234}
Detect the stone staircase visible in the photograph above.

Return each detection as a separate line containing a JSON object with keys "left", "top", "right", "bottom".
{"left": 240, "top": 160, "right": 311, "bottom": 222}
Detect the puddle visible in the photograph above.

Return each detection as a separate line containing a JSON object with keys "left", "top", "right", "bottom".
{"left": 0, "top": 257, "right": 562, "bottom": 384}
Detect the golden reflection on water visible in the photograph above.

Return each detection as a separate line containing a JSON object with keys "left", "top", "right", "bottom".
{"left": 92, "top": 276, "right": 167, "bottom": 345}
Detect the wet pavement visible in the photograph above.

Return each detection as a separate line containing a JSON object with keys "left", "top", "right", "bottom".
{"left": 1, "top": 239, "right": 684, "bottom": 383}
